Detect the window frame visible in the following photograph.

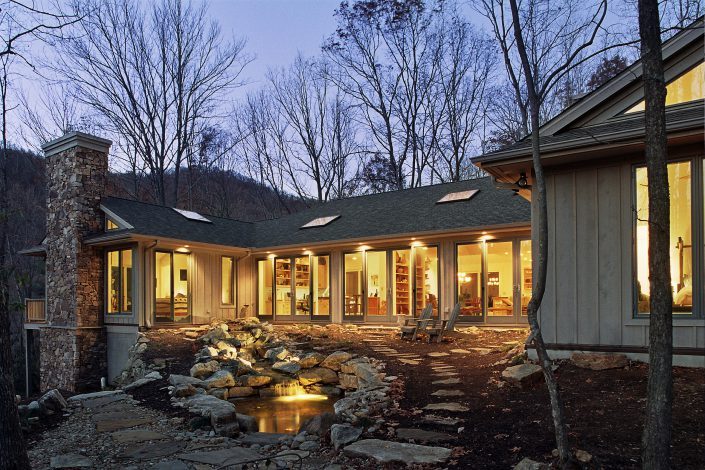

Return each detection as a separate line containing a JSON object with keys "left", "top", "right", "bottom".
{"left": 220, "top": 256, "right": 235, "bottom": 306}
{"left": 105, "top": 245, "right": 135, "bottom": 316}
{"left": 631, "top": 156, "right": 704, "bottom": 319}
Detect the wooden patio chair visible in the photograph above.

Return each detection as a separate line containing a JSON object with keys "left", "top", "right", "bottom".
{"left": 399, "top": 304, "right": 433, "bottom": 341}
{"left": 425, "top": 303, "right": 461, "bottom": 343}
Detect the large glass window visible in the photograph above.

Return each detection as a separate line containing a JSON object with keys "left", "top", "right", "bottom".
{"left": 457, "top": 244, "right": 483, "bottom": 317}
{"left": 486, "top": 242, "right": 514, "bottom": 316}
{"left": 344, "top": 253, "right": 363, "bottom": 317}
{"left": 275, "top": 258, "right": 292, "bottom": 316}
{"left": 366, "top": 251, "right": 387, "bottom": 317}
{"left": 414, "top": 246, "right": 439, "bottom": 317}
{"left": 107, "top": 248, "right": 133, "bottom": 314}
{"left": 628, "top": 62, "right": 705, "bottom": 113}
{"left": 257, "top": 259, "right": 273, "bottom": 316}
{"left": 154, "top": 251, "right": 190, "bottom": 323}
{"left": 312, "top": 255, "right": 330, "bottom": 317}
{"left": 393, "top": 249, "right": 411, "bottom": 316}
{"left": 221, "top": 256, "right": 234, "bottom": 305}
{"left": 294, "top": 256, "right": 311, "bottom": 316}
{"left": 520, "top": 240, "right": 532, "bottom": 315}
{"left": 635, "top": 161, "right": 692, "bottom": 315}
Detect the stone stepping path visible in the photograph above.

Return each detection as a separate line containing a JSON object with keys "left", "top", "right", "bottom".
{"left": 178, "top": 447, "right": 264, "bottom": 466}
{"left": 343, "top": 439, "right": 452, "bottom": 465}
{"left": 450, "top": 349, "right": 472, "bottom": 354}
{"left": 399, "top": 359, "right": 421, "bottom": 365}
{"left": 396, "top": 428, "right": 456, "bottom": 443}
{"left": 421, "top": 414, "right": 464, "bottom": 427}
{"left": 92, "top": 411, "right": 154, "bottom": 432}
{"left": 118, "top": 441, "right": 185, "bottom": 460}
{"left": 432, "top": 371, "right": 459, "bottom": 377}
{"left": 422, "top": 402, "right": 469, "bottom": 412}
{"left": 430, "top": 389, "right": 465, "bottom": 397}
{"left": 111, "top": 429, "right": 170, "bottom": 444}
{"left": 432, "top": 377, "right": 461, "bottom": 385}
{"left": 426, "top": 352, "right": 450, "bottom": 358}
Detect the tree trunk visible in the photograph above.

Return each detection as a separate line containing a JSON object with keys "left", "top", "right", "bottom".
{"left": 507, "top": 0, "right": 573, "bottom": 467}
{"left": 638, "top": 1, "right": 673, "bottom": 469}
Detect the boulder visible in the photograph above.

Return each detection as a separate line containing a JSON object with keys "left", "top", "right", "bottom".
{"left": 190, "top": 360, "right": 220, "bottom": 379}
{"left": 172, "top": 384, "right": 197, "bottom": 398}
{"left": 338, "top": 373, "right": 359, "bottom": 390}
{"left": 199, "top": 327, "right": 230, "bottom": 344}
{"left": 501, "top": 364, "right": 543, "bottom": 387}
{"left": 123, "top": 377, "right": 157, "bottom": 392}
{"left": 298, "top": 352, "right": 324, "bottom": 369}
{"left": 204, "top": 370, "right": 236, "bottom": 389}
{"left": 209, "top": 388, "right": 229, "bottom": 400}
{"left": 306, "top": 385, "right": 343, "bottom": 397}
{"left": 300, "top": 412, "right": 336, "bottom": 436}
{"left": 514, "top": 457, "right": 549, "bottom": 470}
{"left": 201, "top": 346, "right": 219, "bottom": 358}
{"left": 330, "top": 424, "right": 363, "bottom": 450}
{"left": 228, "top": 386, "right": 256, "bottom": 398}
{"left": 169, "top": 374, "right": 205, "bottom": 387}
{"left": 272, "top": 361, "right": 301, "bottom": 375}
{"left": 184, "top": 394, "right": 237, "bottom": 429}
{"left": 237, "top": 413, "right": 259, "bottom": 433}
{"left": 343, "top": 439, "right": 452, "bottom": 465}
{"left": 265, "top": 347, "right": 289, "bottom": 362}
{"left": 298, "top": 367, "right": 339, "bottom": 386}
{"left": 38, "top": 389, "right": 68, "bottom": 414}
{"left": 237, "top": 374, "right": 272, "bottom": 388}
{"left": 320, "top": 351, "right": 352, "bottom": 371}
{"left": 347, "top": 361, "right": 383, "bottom": 388}
{"left": 214, "top": 341, "right": 238, "bottom": 359}
{"left": 571, "top": 353, "right": 629, "bottom": 370}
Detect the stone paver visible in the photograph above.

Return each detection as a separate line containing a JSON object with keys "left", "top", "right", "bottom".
{"left": 110, "top": 429, "right": 170, "bottom": 443}
{"left": 396, "top": 428, "right": 456, "bottom": 442}
{"left": 432, "top": 378, "right": 461, "bottom": 385}
{"left": 343, "top": 439, "right": 452, "bottom": 465}
{"left": 178, "top": 447, "right": 263, "bottom": 465}
{"left": 426, "top": 352, "right": 450, "bottom": 358}
{"left": 119, "top": 441, "right": 185, "bottom": 460}
{"left": 50, "top": 454, "right": 93, "bottom": 468}
{"left": 450, "top": 349, "right": 472, "bottom": 354}
{"left": 93, "top": 412, "right": 154, "bottom": 432}
{"left": 430, "top": 389, "right": 465, "bottom": 397}
{"left": 398, "top": 359, "right": 421, "bottom": 365}
{"left": 239, "top": 432, "right": 290, "bottom": 446}
{"left": 432, "top": 372, "right": 459, "bottom": 377}
{"left": 422, "top": 402, "right": 469, "bottom": 412}
{"left": 421, "top": 414, "right": 464, "bottom": 427}
{"left": 153, "top": 460, "right": 190, "bottom": 470}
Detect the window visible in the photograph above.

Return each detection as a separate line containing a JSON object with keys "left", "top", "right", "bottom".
{"left": 154, "top": 251, "right": 191, "bottom": 323}
{"left": 106, "top": 219, "right": 119, "bottom": 231}
{"left": 257, "top": 259, "right": 273, "bottom": 316}
{"left": 486, "top": 242, "right": 514, "bottom": 317}
{"left": 457, "top": 243, "right": 483, "bottom": 317}
{"left": 107, "top": 248, "right": 133, "bottom": 314}
{"left": 344, "top": 253, "right": 363, "bottom": 317}
{"left": 301, "top": 215, "right": 340, "bottom": 229}
{"left": 437, "top": 189, "right": 478, "bottom": 204}
{"left": 627, "top": 62, "right": 705, "bottom": 113}
{"left": 173, "top": 208, "right": 212, "bottom": 223}
{"left": 414, "top": 246, "right": 439, "bottom": 317}
{"left": 312, "top": 255, "right": 330, "bottom": 317}
{"left": 634, "top": 161, "right": 693, "bottom": 315}
{"left": 221, "top": 256, "right": 234, "bottom": 305}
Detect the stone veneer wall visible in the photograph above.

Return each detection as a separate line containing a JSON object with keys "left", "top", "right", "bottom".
{"left": 40, "top": 133, "right": 111, "bottom": 392}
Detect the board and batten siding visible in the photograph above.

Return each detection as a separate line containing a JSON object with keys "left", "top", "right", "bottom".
{"left": 537, "top": 161, "right": 705, "bottom": 351}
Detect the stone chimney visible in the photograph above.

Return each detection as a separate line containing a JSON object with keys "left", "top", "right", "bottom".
{"left": 41, "top": 132, "right": 112, "bottom": 392}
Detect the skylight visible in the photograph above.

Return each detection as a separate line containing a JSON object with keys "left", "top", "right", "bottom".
{"left": 301, "top": 215, "right": 340, "bottom": 229}
{"left": 173, "top": 208, "right": 212, "bottom": 223}
{"left": 437, "top": 189, "right": 478, "bottom": 204}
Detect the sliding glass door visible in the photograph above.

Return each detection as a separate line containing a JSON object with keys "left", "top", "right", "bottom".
{"left": 344, "top": 253, "right": 364, "bottom": 320}
{"left": 366, "top": 250, "right": 388, "bottom": 319}
{"left": 154, "top": 251, "right": 191, "bottom": 324}
{"left": 312, "top": 255, "right": 330, "bottom": 318}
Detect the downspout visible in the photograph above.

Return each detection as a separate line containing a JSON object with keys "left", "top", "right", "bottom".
{"left": 143, "top": 240, "right": 158, "bottom": 328}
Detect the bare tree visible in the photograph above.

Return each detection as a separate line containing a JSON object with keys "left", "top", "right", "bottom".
{"left": 54, "top": 0, "right": 250, "bottom": 206}
{"left": 494, "top": 0, "right": 610, "bottom": 466}
{"left": 637, "top": 1, "right": 672, "bottom": 468}
{"left": 0, "top": 2, "right": 78, "bottom": 468}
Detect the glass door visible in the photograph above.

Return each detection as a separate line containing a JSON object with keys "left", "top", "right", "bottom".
{"left": 312, "top": 255, "right": 331, "bottom": 320}
{"left": 154, "top": 251, "right": 191, "bottom": 324}
{"left": 392, "top": 249, "right": 411, "bottom": 316}
{"left": 294, "top": 256, "right": 311, "bottom": 318}
{"left": 257, "top": 259, "right": 274, "bottom": 319}
{"left": 365, "top": 250, "right": 388, "bottom": 320}
{"left": 275, "top": 257, "right": 292, "bottom": 319}
{"left": 413, "top": 246, "right": 439, "bottom": 318}
{"left": 486, "top": 241, "right": 515, "bottom": 323}
{"left": 519, "top": 240, "right": 532, "bottom": 316}
{"left": 456, "top": 243, "right": 483, "bottom": 321}
{"left": 344, "top": 253, "right": 364, "bottom": 320}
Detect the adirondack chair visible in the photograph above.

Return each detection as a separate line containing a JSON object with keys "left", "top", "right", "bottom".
{"left": 399, "top": 304, "right": 433, "bottom": 341}
{"left": 425, "top": 303, "right": 461, "bottom": 343}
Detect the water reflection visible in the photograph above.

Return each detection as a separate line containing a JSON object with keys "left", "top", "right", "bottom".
{"left": 234, "top": 395, "right": 335, "bottom": 434}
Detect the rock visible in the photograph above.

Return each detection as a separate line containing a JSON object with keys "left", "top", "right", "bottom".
{"left": 50, "top": 453, "right": 93, "bottom": 468}
{"left": 28, "top": 401, "right": 40, "bottom": 414}
{"left": 204, "top": 370, "right": 236, "bottom": 389}
{"left": 300, "top": 412, "right": 336, "bottom": 436}
{"left": 298, "top": 367, "right": 339, "bottom": 386}
{"left": 299, "top": 352, "right": 325, "bottom": 368}
{"left": 343, "top": 439, "right": 452, "bottom": 465}
{"left": 347, "top": 361, "right": 383, "bottom": 388}
{"left": 172, "top": 384, "right": 197, "bottom": 398}
{"left": 338, "top": 373, "right": 359, "bottom": 389}
{"left": 514, "top": 457, "right": 549, "bottom": 469}
{"left": 427, "top": 352, "right": 450, "bottom": 357}
{"left": 430, "top": 389, "right": 465, "bottom": 397}
{"left": 184, "top": 394, "right": 237, "bottom": 429}
{"left": 237, "top": 413, "right": 259, "bottom": 433}
{"left": 228, "top": 386, "right": 256, "bottom": 398}
{"left": 111, "top": 429, "right": 169, "bottom": 443}
{"left": 431, "top": 378, "right": 461, "bottom": 385}
{"left": 209, "top": 388, "right": 229, "bottom": 400}
{"left": 306, "top": 385, "right": 343, "bottom": 397}
{"left": 68, "top": 390, "right": 127, "bottom": 408}
{"left": 214, "top": 340, "right": 238, "bottom": 359}
{"left": 123, "top": 377, "right": 157, "bottom": 392}
{"left": 330, "top": 424, "right": 363, "bottom": 450}
{"left": 153, "top": 461, "right": 189, "bottom": 470}
{"left": 190, "top": 360, "right": 220, "bottom": 379}
{"left": 422, "top": 402, "right": 469, "bottom": 412}
{"left": 199, "top": 327, "right": 230, "bottom": 344}
{"left": 38, "top": 389, "right": 68, "bottom": 414}
{"left": 272, "top": 361, "right": 301, "bottom": 374}
{"left": 450, "top": 349, "right": 472, "bottom": 354}
{"left": 571, "top": 352, "right": 629, "bottom": 370}
{"left": 144, "top": 371, "right": 162, "bottom": 380}
{"left": 240, "top": 432, "right": 290, "bottom": 446}
{"left": 575, "top": 449, "right": 593, "bottom": 463}
{"left": 237, "top": 374, "right": 272, "bottom": 388}
{"left": 178, "top": 447, "right": 263, "bottom": 466}
{"left": 501, "top": 364, "right": 544, "bottom": 387}
{"left": 320, "top": 351, "right": 352, "bottom": 371}
{"left": 119, "top": 441, "right": 186, "bottom": 460}
{"left": 265, "top": 346, "right": 289, "bottom": 361}
{"left": 299, "top": 440, "right": 320, "bottom": 451}
{"left": 201, "top": 346, "right": 219, "bottom": 357}
{"left": 169, "top": 374, "right": 204, "bottom": 387}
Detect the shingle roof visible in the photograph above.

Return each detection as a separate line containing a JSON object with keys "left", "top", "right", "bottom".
{"left": 99, "top": 197, "right": 255, "bottom": 247}
{"left": 98, "top": 177, "right": 530, "bottom": 249}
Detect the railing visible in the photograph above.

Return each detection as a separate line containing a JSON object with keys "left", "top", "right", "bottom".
{"left": 25, "top": 298, "right": 46, "bottom": 323}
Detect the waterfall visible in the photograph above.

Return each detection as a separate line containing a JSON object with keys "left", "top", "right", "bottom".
{"left": 273, "top": 381, "right": 306, "bottom": 396}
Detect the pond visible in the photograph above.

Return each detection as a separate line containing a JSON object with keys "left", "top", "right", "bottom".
{"left": 234, "top": 394, "right": 336, "bottom": 434}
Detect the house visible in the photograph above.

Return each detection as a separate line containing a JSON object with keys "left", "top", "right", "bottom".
{"left": 475, "top": 21, "right": 705, "bottom": 367}
{"left": 21, "top": 133, "right": 531, "bottom": 392}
